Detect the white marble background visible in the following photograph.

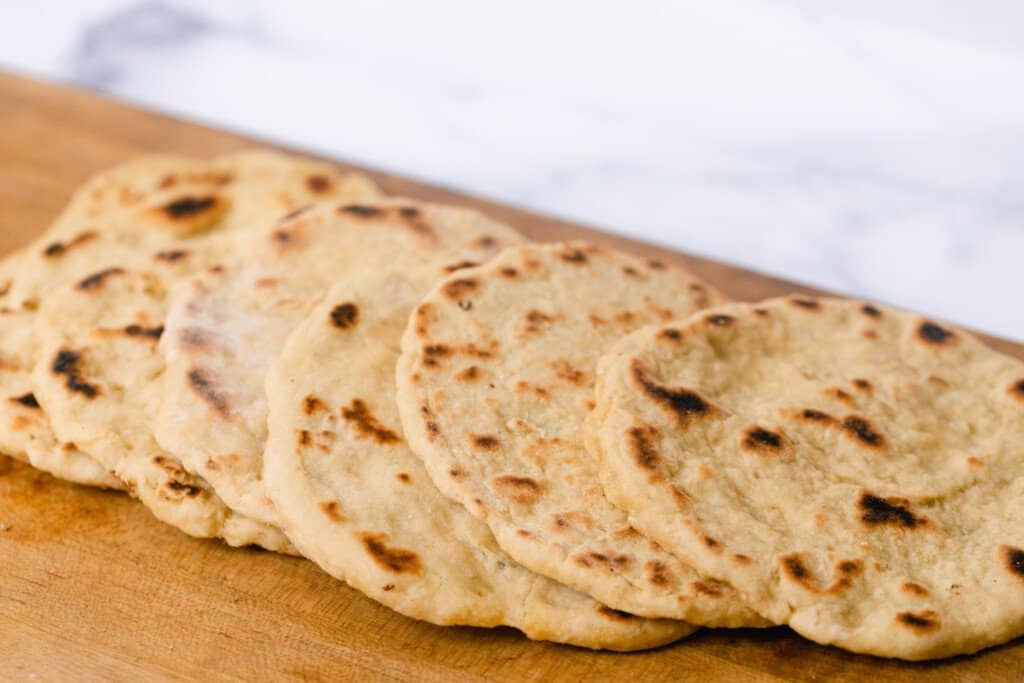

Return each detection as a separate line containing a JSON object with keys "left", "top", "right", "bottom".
{"left": 1, "top": 1, "right": 1021, "bottom": 339}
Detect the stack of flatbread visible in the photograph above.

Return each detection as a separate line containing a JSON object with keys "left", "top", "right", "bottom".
{"left": 2, "top": 151, "right": 1021, "bottom": 659}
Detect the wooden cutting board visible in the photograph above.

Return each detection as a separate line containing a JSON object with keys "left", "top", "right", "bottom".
{"left": 1, "top": 71, "right": 1021, "bottom": 682}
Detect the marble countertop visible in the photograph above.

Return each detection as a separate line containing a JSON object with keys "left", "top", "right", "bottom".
{"left": 1, "top": 1, "right": 1020, "bottom": 339}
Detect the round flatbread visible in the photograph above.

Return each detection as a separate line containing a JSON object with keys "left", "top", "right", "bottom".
{"left": 264, "top": 269, "right": 692, "bottom": 650}
{"left": 395, "top": 242, "right": 764, "bottom": 626}
{"left": 0, "top": 249, "right": 121, "bottom": 487}
{"left": 3, "top": 150, "right": 378, "bottom": 493}
{"left": 588, "top": 296, "right": 1024, "bottom": 659}
{"left": 157, "top": 200, "right": 524, "bottom": 527}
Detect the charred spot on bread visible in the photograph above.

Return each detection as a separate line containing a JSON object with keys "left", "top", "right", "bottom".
{"left": 645, "top": 560, "right": 676, "bottom": 588}
{"left": 10, "top": 393, "right": 40, "bottom": 409}
{"left": 658, "top": 328, "right": 682, "bottom": 341}
{"left": 303, "top": 395, "right": 327, "bottom": 415}
{"left": 443, "top": 278, "right": 479, "bottom": 301}
{"left": 318, "top": 501, "right": 345, "bottom": 522}
{"left": 575, "top": 551, "right": 634, "bottom": 572}
{"left": 858, "top": 492, "right": 929, "bottom": 530}
{"left": 559, "top": 247, "right": 588, "bottom": 264}
{"left": 1001, "top": 545, "right": 1024, "bottom": 581}
{"left": 124, "top": 324, "right": 164, "bottom": 341}
{"left": 628, "top": 425, "right": 662, "bottom": 472}
{"left": 43, "top": 231, "right": 98, "bottom": 259}
{"left": 77, "top": 267, "right": 125, "bottom": 291}
{"left": 329, "top": 302, "right": 359, "bottom": 330}
{"left": 780, "top": 553, "right": 816, "bottom": 590}
{"left": 306, "top": 174, "right": 333, "bottom": 194}
{"left": 187, "top": 367, "right": 231, "bottom": 417}
{"left": 154, "top": 249, "right": 190, "bottom": 262}
{"left": 741, "top": 426, "right": 788, "bottom": 454}
{"left": 790, "top": 297, "right": 821, "bottom": 310}
{"left": 470, "top": 434, "right": 501, "bottom": 451}
{"left": 341, "top": 399, "right": 400, "bottom": 444}
{"left": 491, "top": 475, "right": 545, "bottom": 505}
{"left": 896, "top": 611, "right": 940, "bottom": 633}
{"left": 918, "top": 321, "right": 955, "bottom": 345}
{"left": 52, "top": 349, "right": 99, "bottom": 398}
{"left": 340, "top": 204, "right": 381, "bottom": 217}
{"left": 632, "top": 361, "right": 718, "bottom": 425}
{"left": 901, "top": 582, "right": 931, "bottom": 597}
{"left": 163, "top": 196, "right": 218, "bottom": 218}
{"left": 1008, "top": 379, "right": 1024, "bottom": 401}
{"left": 799, "top": 408, "right": 835, "bottom": 423}
{"left": 360, "top": 533, "right": 422, "bottom": 574}
{"left": 841, "top": 415, "right": 885, "bottom": 448}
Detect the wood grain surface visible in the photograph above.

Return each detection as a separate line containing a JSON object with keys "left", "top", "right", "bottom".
{"left": 0, "top": 71, "right": 1020, "bottom": 682}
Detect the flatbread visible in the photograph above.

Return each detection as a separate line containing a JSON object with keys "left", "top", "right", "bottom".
{"left": 1, "top": 149, "right": 378, "bottom": 490}
{"left": 263, "top": 269, "right": 692, "bottom": 650}
{"left": 395, "top": 242, "right": 764, "bottom": 626}
{"left": 587, "top": 296, "right": 1024, "bottom": 659}
{"left": 157, "top": 200, "right": 524, "bottom": 527}
{"left": 0, "top": 249, "right": 121, "bottom": 487}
